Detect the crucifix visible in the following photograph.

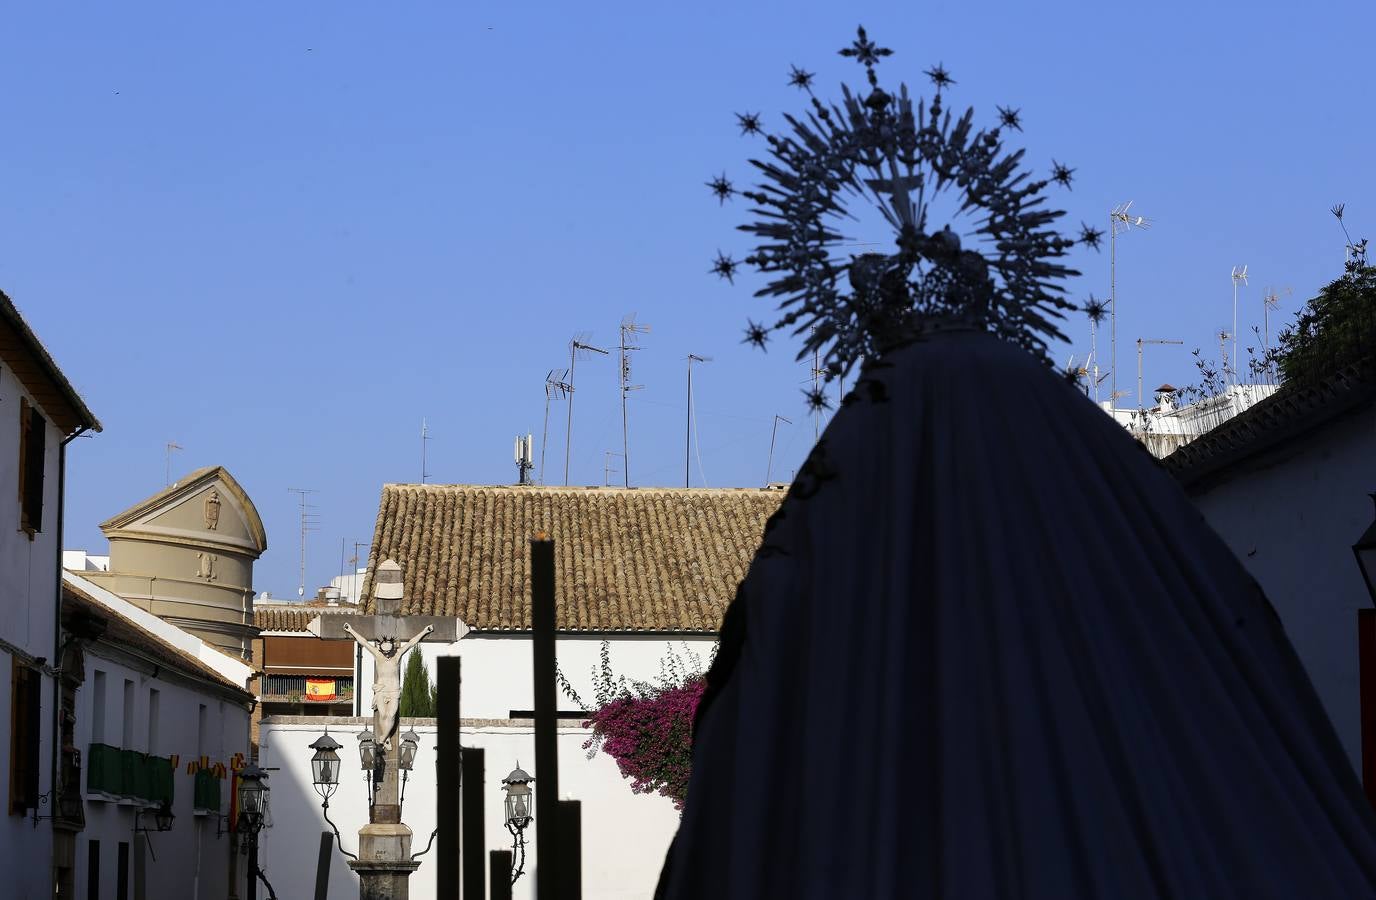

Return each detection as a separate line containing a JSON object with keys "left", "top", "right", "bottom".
{"left": 307, "top": 558, "right": 467, "bottom": 900}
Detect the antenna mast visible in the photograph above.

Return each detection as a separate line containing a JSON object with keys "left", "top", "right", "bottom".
{"left": 515, "top": 434, "right": 534, "bottom": 485}
{"left": 685, "top": 354, "right": 712, "bottom": 488}
{"left": 164, "top": 441, "right": 183, "bottom": 487}
{"left": 1230, "top": 265, "right": 1248, "bottom": 386}
{"left": 1135, "top": 338, "right": 1184, "bottom": 411}
{"left": 541, "top": 370, "right": 572, "bottom": 486}
{"left": 618, "top": 315, "right": 651, "bottom": 487}
{"left": 603, "top": 450, "right": 623, "bottom": 487}
{"left": 420, "top": 419, "right": 432, "bottom": 483}
{"left": 564, "top": 334, "right": 608, "bottom": 486}
{"left": 766, "top": 414, "right": 791, "bottom": 485}
{"left": 287, "top": 488, "right": 319, "bottom": 598}
{"left": 1110, "top": 202, "right": 1152, "bottom": 411}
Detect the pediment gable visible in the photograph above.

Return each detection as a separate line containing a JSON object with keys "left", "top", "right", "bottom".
{"left": 100, "top": 466, "right": 267, "bottom": 556}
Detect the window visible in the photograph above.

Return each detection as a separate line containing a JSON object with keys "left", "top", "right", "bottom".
{"left": 16, "top": 396, "right": 46, "bottom": 534}
{"left": 197, "top": 704, "right": 206, "bottom": 757}
{"left": 121, "top": 680, "right": 134, "bottom": 749}
{"left": 116, "top": 842, "right": 129, "bottom": 900}
{"left": 92, "top": 671, "right": 106, "bottom": 745}
{"left": 87, "top": 840, "right": 100, "bottom": 900}
{"left": 9, "top": 659, "right": 41, "bottom": 814}
{"left": 146, "top": 689, "right": 159, "bottom": 754}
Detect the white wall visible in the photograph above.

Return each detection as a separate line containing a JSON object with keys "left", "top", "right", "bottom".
{"left": 74, "top": 643, "right": 252, "bottom": 900}
{"left": 0, "top": 364, "right": 66, "bottom": 899}
{"left": 1190, "top": 405, "right": 1376, "bottom": 775}
{"left": 357, "top": 634, "right": 718, "bottom": 721}
{"left": 261, "top": 719, "right": 683, "bottom": 900}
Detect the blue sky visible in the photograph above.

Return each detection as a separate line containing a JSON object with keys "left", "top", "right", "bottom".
{"left": 4, "top": 1, "right": 1372, "bottom": 598}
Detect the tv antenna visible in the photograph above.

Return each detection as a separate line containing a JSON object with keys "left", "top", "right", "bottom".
{"left": 618, "top": 314, "right": 651, "bottom": 487}
{"left": 164, "top": 441, "right": 183, "bottom": 487}
{"left": 1217, "top": 329, "right": 1232, "bottom": 384}
{"left": 564, "top": 334, "right": 608, "bottom": 486}
{"left": 1135, "top": 338, "right": 1183, "bottom": 411}
{"left": 685, "top": 354, "right": 712, "bottom": 488}
{"left": 420, "top": 419, "right": 432, "bottom": 483}
{"left": 287, "top": 488, "right": 319, "bottom": 598}
{"left": 1230, "top": 265, "right": 1248, "bottom": 385}
{"left": 540, "top": 369, "right": 572, "bottom": 485}
{"left": 766, "top": 414, "right": 791, "bottom": 485}
{"left": 1109, "top": 201, "right": 1152, "bottom": 411}
{"left": 603, "top": 450, "right": 624, "bottom": 487}
{"left": 1261, "top": 286, "right": 1291, "bottom": 380}
{"left": 514, "top": 434, "right": 534, "bottom": 485}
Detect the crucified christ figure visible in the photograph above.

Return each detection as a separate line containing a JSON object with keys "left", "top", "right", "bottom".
{"left": 343, "top": 623, "right": 434, "bottom": 750}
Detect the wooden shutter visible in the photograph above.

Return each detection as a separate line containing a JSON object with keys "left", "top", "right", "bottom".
{"left": 20, "top": 402, "right": 46, "bottom": 533}
{"left": 9, "top": 660, "right": 41, "bottom": 813}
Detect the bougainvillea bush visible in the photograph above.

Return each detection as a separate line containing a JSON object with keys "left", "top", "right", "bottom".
{"left": 558, "top": 642, "right": 710, "bottom": 810}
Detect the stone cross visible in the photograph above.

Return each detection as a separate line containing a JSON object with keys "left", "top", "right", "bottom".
{"left": 307, "top": 558, "right": 466, "bottom": 900}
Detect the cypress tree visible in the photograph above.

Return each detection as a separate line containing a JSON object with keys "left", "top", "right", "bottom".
{"left": 399, "top": 649, "right": 435, "bottom": 717}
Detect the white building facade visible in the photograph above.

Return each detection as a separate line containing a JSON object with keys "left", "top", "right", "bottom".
{"left": 1165, "top": 362, "right": 1376, "bottom": 788}
{"left": 64, "top": 572, "right": 256, "bottom": 900}
{"left": 0, "top": 291, "right": 101, "bottom": 899}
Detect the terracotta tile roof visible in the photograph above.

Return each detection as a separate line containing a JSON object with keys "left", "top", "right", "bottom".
{"left": 360, "top": 484, "right": 786, "bottom": 632}
{"left": 1163, "top": 354, "right": 1376, "bottom": 490}
{"left": 62, "top": 583, "right": 253, "bottom": 701}
{"left": 254, "top": 605, "right": 358, "bottom": 633}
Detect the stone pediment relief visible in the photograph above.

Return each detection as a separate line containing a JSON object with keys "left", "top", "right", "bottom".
{"left": 100, "top": 466, "right": 267, "bottom": 558}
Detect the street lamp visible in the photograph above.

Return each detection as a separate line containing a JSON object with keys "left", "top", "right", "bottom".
{"left": 399, "top": 729, "right": 419, "bottom": 771}
{"left": 356, "top": 727, "right": 377, "bottom": 771}
{"left": 236, "top": 764, "right": 270, "bottom": 835}
{"left": 133, "top": 798, "right": 176, "bottom": 861}
{"left": 502, "top": 765, "right": 534, "bottom": 884}
{"left": 310, "top": 730, "right": 357, "bottom": 862}
{"left": 1355, "top": 492, "right": 1376, "bottom": 603}
{"left": 309, "top": 731, "right": 342, "bottom": 801}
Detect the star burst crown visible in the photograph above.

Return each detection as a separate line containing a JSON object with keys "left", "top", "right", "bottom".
{"left": 708, "top": 26, "right": 1103, "bottom": 405}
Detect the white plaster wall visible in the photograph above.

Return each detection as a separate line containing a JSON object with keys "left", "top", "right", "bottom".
{"left": 356, "top": 634, "right": 718, "bottom": 721}
{"left": 260, "top": 718, "right": 684, "bottom": 900}
{"left": 0, "top": 365, "right": 65, "bottom": 899}
{"left": 74, "top": 645, "right": 252, "bottom": 900}
{"left": 1189, "top": 405, "right": 1376, "bottom": 775}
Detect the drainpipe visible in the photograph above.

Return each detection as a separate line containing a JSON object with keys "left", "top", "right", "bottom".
{"left": 51, "top": 427, "right": 89, "bottom": 833}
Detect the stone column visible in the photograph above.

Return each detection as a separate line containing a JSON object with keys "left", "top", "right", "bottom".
{"left": 347, "top": 735, "right": 419, "bottom": 899}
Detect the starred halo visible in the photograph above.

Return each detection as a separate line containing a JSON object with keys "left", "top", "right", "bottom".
{"left": 706, "top": 173, "right": 735, "bottom": 204}
{"left": 743, "top": 320, "right": 769, "bottom": 348}
{"left": 1083, "top": 295, "right": 1108, "bottom": 325}
{"left": 736, "top": 112, "right": 763, "bottom": 136}
{"left": 1051, "top": 161, "right": 1075, "bottom": 189}
{"left": 803, "top": 386, "right": 831, "bottom": 412}
{"left": 838, "top": 26, "right": 891, "bottom": 68}
{"left": 711, "top": 251, "right": 738, "bottom": 283}
{"left": 924, "top": 63, "right": 955, "bottom": 89}
{"left": 1079, "top": 223, "right": 1104, "bottom": 250}
{"left": 788, "top": 65, "right": 815, "bottom": 90}
{"left": 708, "top": 28, "right": 1091, "bottom": 375}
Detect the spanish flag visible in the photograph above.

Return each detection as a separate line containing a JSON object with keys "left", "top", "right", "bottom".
{"left": 305, "top": 678, "right": 337, "bottom": 702}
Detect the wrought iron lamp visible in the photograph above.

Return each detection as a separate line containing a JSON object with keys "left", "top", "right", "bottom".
{"left": 236, "top": 764, "right": 270, "bottom": 835}
{"left": 1355, "top": 492, "right": 1376, "bottom": 604}
{"left": 356, "top": 727, "right": 377, "bottom": 771}
{"left": 501, "top": 764, "right": 534, "bottom": 883}
{"left": 309, "top": 730, "right": 357, "bottom": 861}
{"left": 399, "top": 729, "right": 419, "bottom": 771}
{"left": 132, "top": 798, "right": 175, "bottom": 861}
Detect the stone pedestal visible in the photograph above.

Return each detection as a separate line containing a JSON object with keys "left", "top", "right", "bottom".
{"left": 348, "top": 823, "right": 420, "bottom": 900}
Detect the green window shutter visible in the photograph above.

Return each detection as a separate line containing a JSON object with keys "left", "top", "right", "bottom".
{"left": 87, "top": 744, "right": 123, "bottom": 796}
{"left": 120, "top": 749, "right": 151, "bottom": 801}
{"left": 147, "top": 757, "right": 174, "bottom": 805}
{"left": 193, "top": 769, "right": 221, "bottom": 812}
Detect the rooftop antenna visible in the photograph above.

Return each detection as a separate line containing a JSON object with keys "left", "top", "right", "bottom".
{"left": 164, "top": 441, "right": 183, "bottom": 487}
{"left": 766, "top": 414, "right": 791, "bottom": 485}
{"left": 1261, "top": 286, "right": 1291, "bottom": 381}
{"left": 1217, "top": 329, "right": 1232, "bottom": 385}
{"left": 420, "top": 419, "right": 432, "bottom": 483}
{"left": 1230, "top": 265, "right": 1248, "bottom": 385}
{"left": 1110, "top": 201, "right": 1152, "bottom": 411}
{"left": 515, "top": 434, "right": 534, "bottom": 485}
{"left": 618, "top": 314, "right": 651, "bottom": 487}
{"left": 1136, "top": 338, "right": 1184, "bottom": 411}
{"left": 287, "top": 488, "right": 319, "bottom": 598}
{"left": 603, "top": 450, "right": 624, "bottom": 487}
{"left": 540, "top": 369, "right": 572, "bottom": 485}
{"left": 686, "top": 354, "right": 712, "bottom": 488}
{"left": 564, "top": 334, "right": 608, "bottom": 486}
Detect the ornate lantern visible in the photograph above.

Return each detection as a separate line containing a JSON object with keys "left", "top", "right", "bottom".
{"left": 502, "top": 765, "right": 534, "bottom": 830}
{"left": 356, "top": 727, "right": 377, "bottom": 771}
{"left": 153, "top": 798, "right": 175, "bottom": 832}
{"left": 309, "top": 731, "right": 343, "bottom": 799}
{"left": 236, "top": 764, "right": 269, "bottom": 834}
{"left": 399, "top": 729, "right": 419, "bottom": 771}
